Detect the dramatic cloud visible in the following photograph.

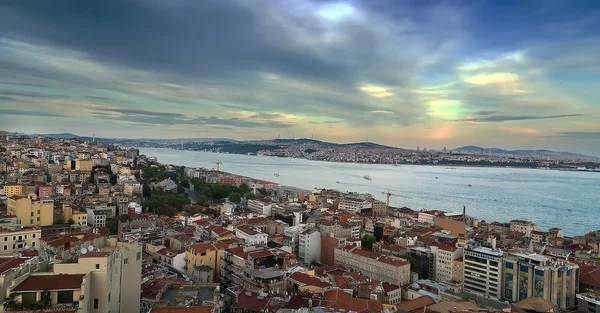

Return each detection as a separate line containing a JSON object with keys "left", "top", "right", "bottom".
{"left": 0, "top": 0, "right": 599, "bottom": 155}
{"left": 0, "top": 109, "right": 65, "bottom": 118}
{"left": 554, "top": 132, "right": 600, "bottom": 139}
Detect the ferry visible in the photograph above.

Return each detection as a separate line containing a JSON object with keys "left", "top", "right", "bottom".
{"left": 363, "top": 175, "right": 372, "bottom": 180}
{"left": 274, "top": 173, "right": 280, "bottom": 177}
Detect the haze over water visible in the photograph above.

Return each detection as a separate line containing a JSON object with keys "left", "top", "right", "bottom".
{"left": 139, "top": 148, "right": 599, "bottom": 236}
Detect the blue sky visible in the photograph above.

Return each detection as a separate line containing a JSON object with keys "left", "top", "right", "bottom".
{"left": 0, "top": 0, "right": 599, "bottom": 155}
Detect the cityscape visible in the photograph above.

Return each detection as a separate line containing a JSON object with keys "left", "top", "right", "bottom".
{"left": 1, "top": 1, "right": 600, "bottom": 313}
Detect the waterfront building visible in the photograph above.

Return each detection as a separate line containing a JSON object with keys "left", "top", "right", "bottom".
{"left": 435, "top": 244, "right": 463, "bottom": 284}
{"left": 510, "top": 220, "right": 538, "bottom": 237}
{"left": 338, "top": 197, "right": 372, "bottom": 214}
{"left": 298, "top": 228, "right": 321, "bottom": 265}
{"left": 334, "top": 245, "right": 411, "bottom": 286}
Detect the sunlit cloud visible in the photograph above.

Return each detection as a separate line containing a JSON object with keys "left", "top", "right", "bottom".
{"left": 465, "top": 72, "right": 519, "bottom": 85}
{"left": 498, "top": 126, "right": 536, "bottom": 135}
{"left": 360, "top": 84, "right": 394, "bottom": 98}
{"left": 317, "top": 2, "right": 356, "bottom": 21}
{"left": 367, "top": 110, "right": 394, "bottom": 114}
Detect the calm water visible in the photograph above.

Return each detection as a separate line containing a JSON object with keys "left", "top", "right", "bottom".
{"left": 139, "top": 148, "right": 600, "bottom": 236}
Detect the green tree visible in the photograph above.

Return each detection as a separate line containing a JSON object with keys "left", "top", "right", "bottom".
{"left": 246, "top": 193, "right": 256, "bottom": 200}
{"left": 229, "top": 192, "right": 241, "bottom": 204}
{"left": 398, "top": 253, "right": 419, "bottom": 272}
{"left": 239, "top": 183, "right": 250, "bottom": 194}
{"left": 202, "top": 187, "right": 213, "bottom": 198}
{"left": 361, "top": 233, "right": 376, "bottom": 249}
{"left": 197, "top": 195, "right": 209, "bottom": 206}
{"left": 177, "top": 185, "right": 186, "bottom": 194}
{"left": 54, "top": 217, "right": 66, "bottom": 225}
{"left": 67, "top": 218, "right": 75, "bottom": 225}
{"left": 143, "top": 184, "right": 152, "bottom": 198}
{"left": 180, "top": 179, "right": 190, "bottom": 188}
{"left": 257, "top": 188, "right": 269, "bottom": 196}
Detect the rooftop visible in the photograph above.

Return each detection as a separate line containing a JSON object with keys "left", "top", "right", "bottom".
{"left": 13, "top": 274, "right": 85, "bottom": 292}
{"left": 150, "top": 306, "right": 213, "bottom": 313}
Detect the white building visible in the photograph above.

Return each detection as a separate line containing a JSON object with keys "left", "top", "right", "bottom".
{"left": 247, "top": 199, "right": 273, "bottom": 216}
{"left": 338, "top": 197, "right": 372, "bottom": 213}
{"left": 463, "top": 241, "right": 503, "bottom": 298}
{"left": 435, "top": 245, "right": 463, "bottom": 284}
{"left": 235, "top": 225, "right": 268, "bottom": 246}
{"left": 156, "top": 248, "right": 186, "bottom": 273}
{"left": 298, "top": 228, "right": 321, "bottom": 265}
{"left": 86, "top": 209, "right": 111, "bottom": 228}
{"left": 284, "top": 224, "right": 311, "bottom": 254}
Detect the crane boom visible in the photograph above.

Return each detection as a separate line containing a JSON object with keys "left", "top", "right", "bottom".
{"left": 381, "top": 190, "right": 411, "bottom": 217}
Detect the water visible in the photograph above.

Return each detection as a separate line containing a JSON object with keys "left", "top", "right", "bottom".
{"left": 139, "top": 148, "right": 600, "bottom": 236}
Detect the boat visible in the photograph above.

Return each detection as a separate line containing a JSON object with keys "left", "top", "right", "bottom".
{"left": 435, "top": 177, "right": 438, "bottom": 179}
{"left": 336, "top": 181, "right": 340, "bottom": 183}
{"left": 363, "top": 175, "right": 372, "bottom": 180}
{"left": 468, "top": 184, "right": 472, "bottom": 187}
{"left": 568, "top": 209, "right": 573, "bottom": 212}
{"left": 274, "top": 173, "right": 280, "bottom": 177}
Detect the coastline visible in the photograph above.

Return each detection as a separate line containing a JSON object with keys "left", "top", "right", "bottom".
{"left": 137, "top": 147, "right": 597, "bottom": 238}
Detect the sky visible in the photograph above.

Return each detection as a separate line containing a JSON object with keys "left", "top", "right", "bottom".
{"left": 1, "top": 1, "right": 600, "bottom": 156}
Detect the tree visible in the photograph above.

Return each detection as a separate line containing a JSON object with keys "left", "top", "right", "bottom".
{"left": 177, "top": 185, "right": 186, "bottom": 194}
{"left": 398, "top": 253, "right": 419, "bottom": 272}
{"left": 201, "top": 187, "right": 213, "bottom": 198}
{"left": 257, "top": 188, "right": 269, "bottom": 196}
{"left": 197, "top": 195, "right": 209, "bottom": 206}
{"left": 246, "top": 193, "right": 256, "bottom": 200}
{"left": 67, "top": 218, "right": 75, "bottom": 225}
{"left": 143, "top": 184, "right": 152, "bottom": 199}
{"left": 239, "top": 183, "right": 251, "bottom": 194}
{"left": 361, "top": 233, "right": 376, "bottom": 249}
{"left": 54, "top": 217, "right": 66, "bottom": 225}
{"left": 229, "top": 192, "right": 241, "bottom": 204}
{"left": 180, "top": 179, "right": 190, "bottom": 188}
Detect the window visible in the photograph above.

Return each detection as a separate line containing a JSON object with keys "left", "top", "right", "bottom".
{"left": 95, "top": 264, "right": 100, "bottom": 269}
{"left": 124, "top": 257, "right": 128, "bottom": 265}
{"left": 3, "top": 245, "right": 6, "bottom": 250}
{"left": 37, "top": 217, "right": 40, "bottom": 221}
{"left": 94, "top": 298, "right": 99, "bottom": 309}
{"left": 3, "top": 237, "right": 6, "bottom": 242}
{"left": 24, "top": 235, "right": 27, "bottom": 239}
{"left": 30, "top": 212, "right": 34, "bottom": 217}
{"left": 30, "top": 219, "right": 33, "bottom": 224}
{"left": 108, "top": 292, "right": 111, "bottom": 301}
{"left": 137, "top": 251, "right": 141, "bottom": 261}
{"left": 37, "top": 210, "right": 40, "bottom": 214}
{"left": 32, "top": 234, "right": 35, "bottom": 238}
{"left": 32, "top": 242, "right": 35, "bottom": 247}
{"left": 57, "top": 290, "right": 73, "bottom": 304}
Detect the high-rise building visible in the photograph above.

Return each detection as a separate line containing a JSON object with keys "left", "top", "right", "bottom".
{"left": 463, "top": 240, "right": 503, "bottom": 298}
{"left": 503, "top": 250, "right": 579, "bottom": 310}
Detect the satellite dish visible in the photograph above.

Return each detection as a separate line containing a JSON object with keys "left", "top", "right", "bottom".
{"left": 81, "top": 248, "right": 88, "bottom": 255}
{"left": 24, "top": 245, "right": 30, "bottom": 250}
{"left": 88, "top": 245, "right": 95, "bottom": 252}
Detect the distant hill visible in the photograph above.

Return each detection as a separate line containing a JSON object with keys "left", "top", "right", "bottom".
{"left": 42, "top": 133, "right": 233, "bottom": 142}
{"left": 455, "top": 145, "right": 592, "bottom": 158}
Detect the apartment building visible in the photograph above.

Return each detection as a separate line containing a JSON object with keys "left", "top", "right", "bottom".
{"left": 318, "top": 219, "right": 361, "bottom": 238}
{"left": 7, "top": 195, "right": 54, "bottom": 226}
{"left": 63, "top": 205, "right": 88, "bottom": 226}
{"left": 0, "top": 256, "right": 49, "bottom": 311}
{"left": 418, "top": 209, "right": 446, "bottom": 225}
{"left": 510, "top": 220, "right": 538, "bottom": 237}
{"left": 435, "top": 245, "right": 463, "bottom": 284}
{"left": 3, "top": 184, "right": 23, "bottom": 197}
{"left": 298, "top": 228, "right": 321, "bottom": 265}
{"left": 52, "top": 239, "right": 142, "bottom": 313}
{"left": 234, "top": 217, "right": 287, "bottom": 236}
{"left": 338, "top": 197, "right": 372, "bottom": 214}
{"left": 123, "top": 180, "right": 143, "bottom": 196}
{"left": 334, "top": 245, "right": 411, "bottom": 286}
{"left": 247, "top": 199, "right": 273, "bottom": 216}
{"left": 0, "top": 225, "right": 41, "bottom": 255}
{"left": 463, "top": 241, "right": 503, "bottom": 299}
{"left": 185, "top": 241, "right": 240, "bottom": 283}
{"left": 235, "top": 225, "right": 268, "bottom": 246}
{"left": 577, "top": 293, "right": 600, "bottom": 313}
{"left": 87, "top": 209, "right": 112, "bottom": 228}
{"left": 503, "top": 250, "right": 579, "bottom": 310}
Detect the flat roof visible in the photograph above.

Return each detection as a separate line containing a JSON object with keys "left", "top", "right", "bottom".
{"left": 466, "top": 246, "right": 504, "bottom": 257}
{"left": 431, "top": 232, "right": 458, "bottom": 239}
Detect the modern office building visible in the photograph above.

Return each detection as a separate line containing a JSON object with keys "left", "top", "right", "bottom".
{"left": 463, "top": 240, "right": 504, "bottom": 298}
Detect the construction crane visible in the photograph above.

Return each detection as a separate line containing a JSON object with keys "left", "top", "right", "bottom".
{"left": 381, "top": 190, "right": 411, "bottom": 217}
{"left": 213, "top": 160, "right": 222, "bottom": 173}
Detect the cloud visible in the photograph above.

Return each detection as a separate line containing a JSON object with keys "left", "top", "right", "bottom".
{"left": 0, "top": 80, "right": 48, "bottom": 88}
{"left": 554, "top": 132, "right": 600, "bottom": 139}
{"left": 95, "top": 107, "right": 186, "bottom": 119}
{"left": 0, "top": 109, "right": 65, "bottom": 118}
{"left": 367, "top": 110, "right": 394, "bottom": 114}
{"left": 465, "top": 72, "right": 519, "bottom": 85}
{"left": 0, "top": 89, "right": 57, "bottom": 98}
{"left": 474, "top": 111, "right": 496, "bottom": 116}
{"left": 361, "top": 84, "right": 394, "bottom": 98}
{"left": 84, "top": 95, "right": 111, "bottom": 100}
{"left": 454, "top": 114, "right": 583, "bottom": 123}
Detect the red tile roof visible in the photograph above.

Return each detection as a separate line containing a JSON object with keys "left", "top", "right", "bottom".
{"left": 233, "top": 291, "right": 271, "bottom": 312}
{"left": 13, "top": 274, "right": 85, "bottom": 292}
{"left": 80, "top": 251, "right": 111, "bottom": 258}
{"left": 0, "top": 257, "right": 29, "bottom": 275}
{"left": 322, "top": 289, "right": 383, "bottom": 313}
{"left": 288, "top": 272, "right": 331, "bottom": 288}
{"left": 150, "top": 306, "right": 213, "bottom": 313}
{"left": 580, "top": 265, "right": 600, "bottom": 288}
{"left": 157, "top": 248, "right": 184, "bottom": 258}
{"left": 396, "top": 295, "right": 436, "bottom": 313}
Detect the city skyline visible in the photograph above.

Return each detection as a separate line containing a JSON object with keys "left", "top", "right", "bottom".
{"left": 1, "top": 1, "right": 600, "bottom": 155}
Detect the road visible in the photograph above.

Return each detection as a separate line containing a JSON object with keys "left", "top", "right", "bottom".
{"left": 185, "top": 182, "right": 198, "bottom": 204}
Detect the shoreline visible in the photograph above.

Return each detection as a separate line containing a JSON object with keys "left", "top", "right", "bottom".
{"left": 137, "top": 147, "right": 595, "bottom": 238}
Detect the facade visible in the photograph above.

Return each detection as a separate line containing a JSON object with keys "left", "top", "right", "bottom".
{"left": 334, "top": 245, "right": 411, "bottom": 286}
{"left": 435, "top": 245, "right": 463, "bottom": 284}
{"left": 7, "top": 195, "right": 54, "bottom": 226}
{"left": 318, "top": 219, "right": 361, "bottom": 238}
{"left": 463, "top": 241, "right": 504, "bottom": 299}
{"left": 577, "top": 293, "right": 600, "bottom": 313}
{"left": 510, "top": 220, "right": 538, "bottom": 237}
{"left": 0, "top": 226, "right": 41, "bottom": 255}
{"left": 235, "top": 225, "right": 268, "bottom": 246}
{"left": 503, "top": 250, "right": 579, "bottom": 310}
{"left": 123, "top": 181, "right": 143, "bottom": 196}
{"left": 63, "top": 205, "right": 88, "bottom": 226}
{"left": 7, "top": 273, "right": 92, "bottom": 312}
{"left": 338, "top": 197, "right": 372, "bottom": 213}
{"left": 156, "top": 248, "right": 186, "bottom": 273}
{"left": 247, "top": 199, "right": 273, "bottom": 216}
{"left": 298, "top": 228, "right": 321, "bottom": 265}
{"left": 185, "top": 241, "right": 238, "bottom": 283}
{"left": 3, "top": 184, "right": 23, "bottom": 197}
{"left": 86, "top": 209, "right": 111, "bottom": 228}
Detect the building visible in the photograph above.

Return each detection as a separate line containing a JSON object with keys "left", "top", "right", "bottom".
{"left": 0, "top": 225, "right": 41, "bottom": 255}
{"left": 0, "top": 256, "right": 49, "bottom": 311}
{"left": 7, "top": 195, "right": 54, "bottom": 226}
{"left": 185, "top": 241, "right": 237, "bottom": 283}
{"left": 334, "top": 245, "right": 411, "bottom": 286}
{"left": 298, "top": 228, "right": 321, "bottom": 265}
{"left": 463, "top": 241, "right": 503, "bottom": 298}
{"left": 503, "top": 250, "right": 579, "bottom": 309}
{"left": 63, "top": 205, "right": 88, "bottom": 226}
{"left": 3, "top": 184, "right": 23, "bottom": 197}
{"left": 6, "top": 273, "right": 92, "bottom": 312}
{"left": 318, "top": 219, "right": 361, "bottom": 239}
{"left": 235, "top": 225, "right": 268, "bottom": 246}
{"left": 247, "top": 199, "right": 273, "bottom": 216}
{"left": 320, "top": 233, "right": 347, "bottom": 266}
{"left": 435, "top": 245, "right": 463, "bottom": 284}
{"left": 338, "top": 197, "right": 372, "bottom": 214}
{"left": 118, "top": 216, "right": 165, "bottom": 242}
{"left": 37, "top": 185, "right": 53, "bottom": 198}
{"left": 156, "top": 248, "right": 186, "bottom": 273}
{"left": 418, "top": 209, "right": 446, "bottom": 225}
{"left": 52, "top": 239, "right": 142, "bottom": 313}
{"left": 87, "top": 208, "right": 112, "bottom": 228}
{"left": 123, "top": 181, "right": 143, "bottom": 196}
{"left": 577, "top": 293, "right": 600, "bottom": 313}
{"left": 372, "top": 200, "right": 387, "bottom": 217}
{"left": 510, "top": 220, "right": 538, "bottom": 237}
